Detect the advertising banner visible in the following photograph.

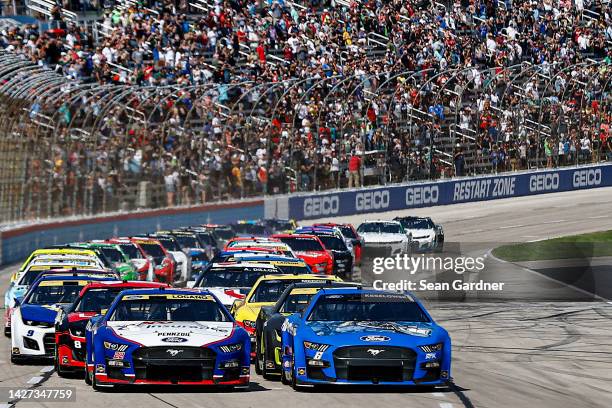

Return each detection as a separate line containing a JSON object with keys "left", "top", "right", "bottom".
{"left": 288, "top": 165, "right": 612, "bottom": 220}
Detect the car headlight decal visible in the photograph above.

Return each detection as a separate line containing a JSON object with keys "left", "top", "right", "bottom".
{"left": 419, "top": 343, "right": 443, "bottom": 353}
{"left": 219, "top": 343, "right": 243, "bottom": 353}
{"left": 303, "top": 341, "right": 330, "bottom": 352}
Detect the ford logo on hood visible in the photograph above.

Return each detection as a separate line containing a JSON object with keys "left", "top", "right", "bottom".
{"left": 160, "top": 337, "right": 188, "bottom": 343}
{"left": 360, "top": 335, "right": 390, "bottom": 342}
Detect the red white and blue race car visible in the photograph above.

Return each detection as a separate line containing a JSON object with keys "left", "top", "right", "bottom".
{"left": 85, "top": 288, "right": 251, "bottom": 389}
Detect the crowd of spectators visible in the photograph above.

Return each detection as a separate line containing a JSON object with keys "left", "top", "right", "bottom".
{"left": 0, "top": 0, "right": 611, "bottom": 217}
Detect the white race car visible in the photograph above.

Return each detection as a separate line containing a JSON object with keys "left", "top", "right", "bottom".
{"left": 194, "top": 262, "right": 281, "bottom": 308}
{"left": 11, "top": 274, "right": 112, "bottom": 363}
{"left": 356, "top": 220, "right": 411, "bottom": 256}
{"left": 394, "top": 216, "right": 444, "bottom": 251}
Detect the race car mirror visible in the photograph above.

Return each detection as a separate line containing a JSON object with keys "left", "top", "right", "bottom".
{"left": 100, "top": 308, "right": 108, "bottom": 315}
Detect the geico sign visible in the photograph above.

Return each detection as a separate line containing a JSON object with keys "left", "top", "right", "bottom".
{"left": 356, "top": 191, "right": 390, "bottom": 211}
{"left": 406, "top": 186, "right": 439, "bottom": 206}
{"left": 303, "top": 196, "right": 339, "bottom": 217}
{"left": 573, "top": 169, "right": 601, "bottom": 187}
{"left": 529, "top": 173, "right": 559, "bottom": 192}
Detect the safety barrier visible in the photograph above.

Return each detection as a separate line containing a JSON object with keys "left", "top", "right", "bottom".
{"left": 0, "top": 199, "right": 263, "bottom": 265}
{"left": 265, "top": 163, "right": 612, "bottom": 220}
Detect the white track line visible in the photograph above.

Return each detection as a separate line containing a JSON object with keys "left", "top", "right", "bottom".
{"left": 40, "top": 366, "right": 54, "bottom": 373}
{"left": 432, "top": 392, "right": 446, "bottom": 398}
{"left": 0, "top": 404, "right": 13, "bottom": 408}
{"left": 439, "top": 403, "right": 454, "bottom": 408}
{"left": 27, "top": 376, "right": 43, "bottom": 384}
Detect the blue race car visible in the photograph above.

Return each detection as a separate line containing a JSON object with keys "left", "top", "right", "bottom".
{"left": 280, "top": 288, "right": 451, "bottom": 388}
{"left": 85, "top": 288, "right": 251, "bottom": 390}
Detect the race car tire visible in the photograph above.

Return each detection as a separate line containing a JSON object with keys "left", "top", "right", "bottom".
{"left": 255, "top": 335, "right": 263, "bottom": 375}
{"left": 54, "top": 346, "right": 68, "bottom": 378}
{"left": 85, "top": 368, "right": 92, "bottom": 385}
{"left": 281, "top": 362, "right": 291, "bottom": 385}
{"left": 4, "top": 327, "right": 10, "bottom": 337}
{"left": 10, "top": 355, "right": 23, "bottom": 365}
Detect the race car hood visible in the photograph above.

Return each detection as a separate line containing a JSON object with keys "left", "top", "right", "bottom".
{"left": 360, "top": 233, "right": 407, "bottom": 243}
{"left": 236, "top": 302, "right": 269, "bottom": 323}
{"left": 304, "top": 320, "right": 444, "bottom": 345}
{"left": 404, "top": 229, "right": 435, "bottom": 238}
{"left": 68, "top": 311, "right": 98, "bottom": 323}
{"left": 204, "top": 287, "right": 249, "bottom": 307}
{"left": 107, "top": 321, "right": 234, "bottom": 347}
{"left": 20, "top": 304, "right": 63, "bottom": 324}
{"left": 294, "top": 251, "right": 328, "bottom": 261}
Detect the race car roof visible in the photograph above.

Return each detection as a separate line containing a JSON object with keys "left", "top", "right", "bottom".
{"left": 225, "top": 253, "right": 306, "bottom": 263}
{"left": 209, "top": 262, "right": 279, "bottom": 270}
{"left": 254, "top": 273, "right": 336, "bottom": 282}
{"left": 78, "top": 281, "right": 170, "bottom": 296}
{"left": 315, "top": 288, "right": 415, "bottom": 302}
{"left": 114, "top": 287, "right": 213, "bottom": 297}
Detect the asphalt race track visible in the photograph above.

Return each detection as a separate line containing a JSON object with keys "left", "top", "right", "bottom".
{"left": 2, "top": 187, "right": 612, "bottom": 408}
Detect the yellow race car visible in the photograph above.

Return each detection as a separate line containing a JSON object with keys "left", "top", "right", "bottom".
{"left": 232, "top": 274, "right": 343, "bottom": 356}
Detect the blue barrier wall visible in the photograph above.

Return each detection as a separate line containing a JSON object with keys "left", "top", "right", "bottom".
{"left": 287, "top": 164, "right": 612, "bottom": 219}
{"left": 0, "top": 200, "right": 264, "bottom": 265}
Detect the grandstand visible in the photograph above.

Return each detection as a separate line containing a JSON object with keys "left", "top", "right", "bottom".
{"left": 0, "top": 0, "right": 610, "bottom": 222}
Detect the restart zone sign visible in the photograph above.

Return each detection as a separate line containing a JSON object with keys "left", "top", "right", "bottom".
{"left": 290, "top": 164, "right": 612, "bottom": 219}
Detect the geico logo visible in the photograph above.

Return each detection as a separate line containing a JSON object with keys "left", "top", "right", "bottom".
{"left": 529, "top": 173, "right": 559, "bottom": 192}
{"left": 303, "top": 196, "right": 340, "bottom": 217}
{"left": 406, "top": 186, "right": 439, "bottom": 205}
{"left": 355, "top": 191, "right": 390, "bottom": 211}
{"left": 573, "top": 169, "right": 601, "bottom": 187}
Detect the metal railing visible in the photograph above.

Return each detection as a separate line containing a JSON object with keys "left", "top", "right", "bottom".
{"left": 0, "top": 51, "right": 609, "bottom": 225}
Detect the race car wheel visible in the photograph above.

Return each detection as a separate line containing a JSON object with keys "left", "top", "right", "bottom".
{"left": 85, "top": 367, "right": 92, "bottom": 385}
{"left": 4, "top": 327, "right": 10, "bottom": 337}
{"left": 10, "top": 355, "right": 23, "bottom": 365}
{"left": 54, "top": 346, "right": 67, "bottom": 378}
{"left": 255, "top": 335, "right": 263, "bottom": 375}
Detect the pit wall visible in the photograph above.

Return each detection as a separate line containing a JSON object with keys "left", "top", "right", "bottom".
{"left": 265, "top": 164, "right": 612, "bottom": 220}
{"left": 0, "top": 199, "right": 263, "bottom": 265}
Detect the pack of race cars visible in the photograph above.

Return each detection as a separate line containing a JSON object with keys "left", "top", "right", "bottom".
{"left": 3, "top": 217, "right": 450, "bottom": 391}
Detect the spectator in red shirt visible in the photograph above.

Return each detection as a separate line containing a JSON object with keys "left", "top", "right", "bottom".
{"left": 348, "top": 151, "right": 361, "bottom": 188}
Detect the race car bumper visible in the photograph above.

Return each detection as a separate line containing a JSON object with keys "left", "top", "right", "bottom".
{"left": 56, "top": 332, "right": 86, "bottom": 369}
{"left": 288, "top": 344, "right": 450, "bottom": 387}
{"left": 89, "top": 362, "right": 250, "bottom": 386}
{"left": 11, "top": 324, "right": 55, "bottom": 358}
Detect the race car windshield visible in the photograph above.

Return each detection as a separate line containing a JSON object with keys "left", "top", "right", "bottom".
{"left": 399, "top": 219, "right": 435, "bottom": 229}
{"left": 156, "top": 238, "right": 181, "bottom": 252}
{"left": 191, "top": 252, "right": 209, "bottom": 262}
{"left": 27, "top": 283, "right": 86, "bottom": 305}
{"left": 339, "top": 226, "right": 357, "bottom": 239}
{"left": 281, "top": 293, "right": 316, "bottom": 314}
{"left": 250, "top": 280, "right": 297, "bottom": 303}
{"left": 272, "top": 264, "right": 310, "bottom": 274}
{"left": 199, "top": 269, "right": 273, "bottom": 288}
{"left": 318, "top": 236, "right": 348, "bottom": 251}
{"left": 195, "top": 233, "right": 216, "bottom": 246}
{"left": 99, "top": 248, "right": 125, "bottom": 263}
{"left": 139, "top": 243, "right": 166, "bottom": 258}
{"left": 214, "top": 228, "right": 235, "bottom": 240}
{"left": 117, "top": 244, "right": 142, "bottom": 259}
{"left": 75, "top": 288, "right": 125, "bottom": 312}
{"left": 357, "top": 223, "right": 404, "bottom": 234}
{"left": 174, "top": 235, "right": 200, "bottom": 248}
{"left": 109, "top": 298, "right": 230, "bottom": 322}
{"left": 307, "top": 294, "right": 430, "bottom": 322}
{"left": 19, "top": 269, "right": 45, "bottom": 286}
{"left": 278, "top": 237, "right": 323, "bottom": 252}
{"left": 233, "top": 224, "right": 267, "bottom": 235}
